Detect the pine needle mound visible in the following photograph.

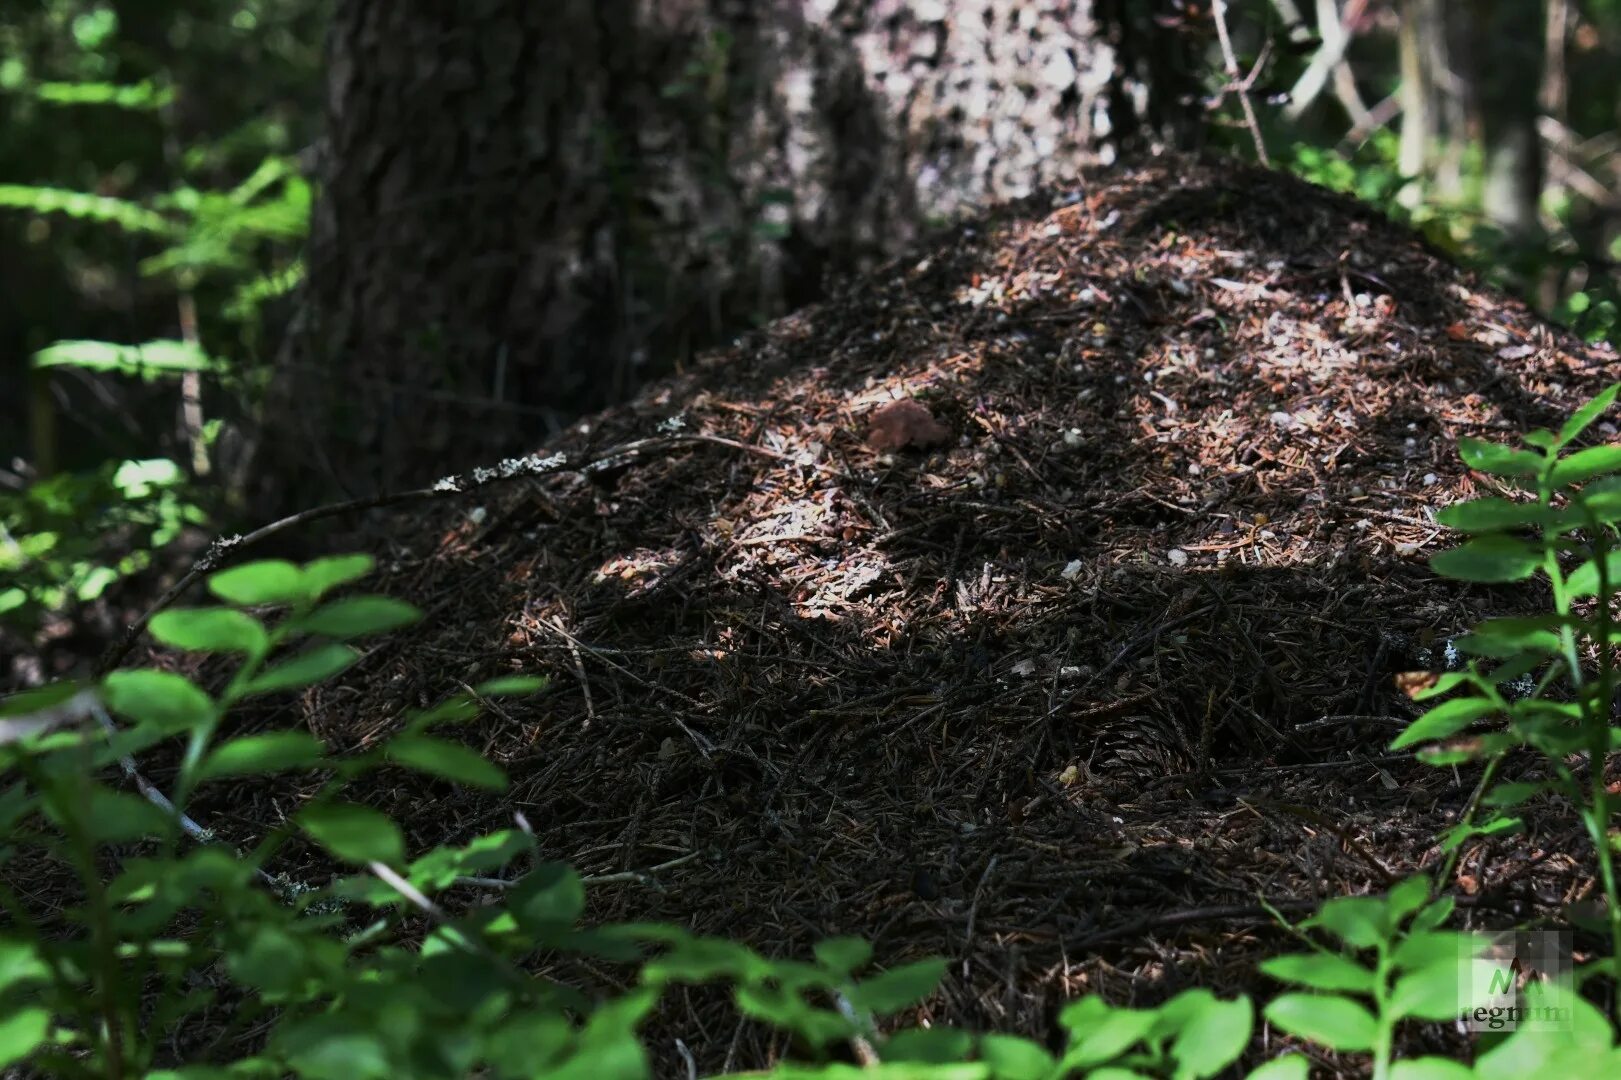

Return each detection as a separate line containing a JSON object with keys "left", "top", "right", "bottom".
{"left": 235, "top": 155, "right": 1616, "bottom": 1071}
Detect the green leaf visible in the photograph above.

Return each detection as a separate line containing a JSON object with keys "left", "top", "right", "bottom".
{"left": 1438, "top": 814, "right": 1523, "bottom": 852}
{"left": 980, "top": 1034, "right": 1056, "bottom": 1080}
{"left": 198, "top": 732, "right": 324, "bottom": 781}
{"left": 0, "top": 1008, "right": 50, "bottom": 1069}
{"left": 1259, "top": 952, "right": 1376, "bottom": 993}
{"left": 1245, "top": 1056, "right": 1309, "bottom": 1080}
{"left": 482, "top": 1010, "right": 571, "bottom": 1078}
{"left": 102, "top": 670, "right": 215, "bottom": 731}
{"left": 300, "top": 555, "right": 375, "bottom": 599}
{"left": 1451, "top": 627, "right": 1560, "bottom": 659}
{"left": 297, "top": 596, "right": 420, "bottom": 639}
{"left": 474, "top": 675, "right": 549, "bottom": 697}
{"left": 1430, "top": 536, "right": 1541, "bottom": 584}
{"left": 0, "top": 939, "right": 48, "bottom": 993}
{"left": 243, "top": 644, "right": 359, "bottom": 696}
{"left": 643, "top": 937, "right": 767, "bottom": 984}
{"left": 814, "top": 937, "right": 873, "bottom": 975}
{"left": 1390, "top": 959, "right": 1466, "bottom": 1021}
{"left": 1459, "top": 438, "right": 1544, "bottom": 478}
{"left": 277, "top": 1019, "right": 391, "bottom": 1080}
{"left": 0, "top": 185, "right": 174, "bottom": 234}
{"left": 404, "top": 695, "right": 480, "bottom": 732}
{"left": 1409, "top": 896, "right": 1455, "bottom": 934}
{"left": 1436, "top": 497, "right": 1547, "bottom": 533}
{"left": 1392, "top": 931, "right": 1483, "bottom": 972}
{"left": 735, "top": 980, "right": 853, "bottom": 1049}
{"left": 1304, "top": 896, "right": 1388, "bottom": 949}
{"left": 1577, "top": 477, "right": 1621, "bottom": 525}
{"left": 509, "top": 863, "right": 586, "bottom": 938}
{"left": 1383, "top": 877, "right": 1431, "bottom": 928}
{"left": 1166, "top": 991, "right": 1252, "bottom": 1078}
{"left": 1472, "top": 983, "right": 1616, "bottom": 1079}
{"left": 150, "top": 608, "right": 268, "bottom": 654}
{"left": 1403, "top": 670, "right": 1473, "bottom": 701}
{"left": 1060, "top": 1004, "right": 1156, "bottom": 1069}
{"left": 1263, "top": 994, "right": 1377, "bottom": 1052}
{"left": 1566, "top": 549, "right": 1621, "bottom": 597}
{"left": 207, "top": 560, "right": 304, "bottom": 605}
{"left": 1392, "top": 697, "right": 1496, "bottom": 749}
{"left": 74, "top": 786, "right": 174, "bottom": 841}
{"left": 417, "top": 946, "right": 509, "bottom": 1013}
{"left": 1481, "top": 781, "right": 1547, "bottom": 808}
{"left": 299, "top": 803, "right": 405, "bottom": 865}
{"left": 1549, "top": 445, "right": 1621, "bottom": 487}
{"left": 225, "top": 924, "right": 308, "bottom": 996}
{"left": 882, "top": 1027, "right": 975, "bottom": 1064}
{"left": 1556, "top": 384, "right": 1620, "bottom": 447}
{"left": 32, "top": 339, "right": 218, "bottom": 380}
{"left": 847, "top": 958, "right": 947, "bottom": 1015}
{"left": 34, "top": 79, "right": 174, "bottom": 110}
{"left": 385, "top": 734, "right": 507, "bottom": 790}
{"left": 408, "top": 829, "right": 534, "bottom": 891}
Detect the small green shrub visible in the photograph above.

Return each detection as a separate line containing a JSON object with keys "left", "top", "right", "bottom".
{"left": 0, "top": 457, "right": 206, "bottom": 630}
{"left": 1397, "top": 383, "right": 1621, "bottom": 981}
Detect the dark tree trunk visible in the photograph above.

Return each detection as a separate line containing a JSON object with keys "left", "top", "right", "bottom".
{"left": 266, "top": 0, "right": 1201, "bottom": 499}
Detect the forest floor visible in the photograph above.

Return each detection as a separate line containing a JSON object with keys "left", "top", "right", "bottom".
{"left": 133, "top": 156, "right": 1621, "bottom": 1073}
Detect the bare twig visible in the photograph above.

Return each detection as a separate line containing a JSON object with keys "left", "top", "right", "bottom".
{"left": 1212, "top": 0, "right": 1271, "bottom": 165}
{"left": 96, "top": 432, "right": 782, "bottom": 678}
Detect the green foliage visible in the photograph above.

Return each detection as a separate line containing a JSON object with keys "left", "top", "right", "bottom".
{"left": 32, "top": 339, "right": 223, "bottom": 380}
{"left": 1403, "top": 383, "right": 1621, "bottom": 978}
{"left": 0, "top": 457, "right": 206, "bottom": 630}
{"left": 1285, "top": 128, "right": 1621, "bottom": 351}
{"left": 1262, "top": 878, "right": 1483, "bottom": 1078}
{"left": 1, "top": 0, "right": 325, "bottom": 637}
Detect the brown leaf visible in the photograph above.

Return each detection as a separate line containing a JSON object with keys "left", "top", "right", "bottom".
{"left": 865, "top": 399, "right": 952, "bottom": 450}
{"left": 1394, "top": 671, "right": 1439, "bottom": 698}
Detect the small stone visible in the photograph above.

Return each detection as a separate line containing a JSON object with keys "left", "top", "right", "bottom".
{"left": 1059, "top": 764, "right": 1081, "bottom": 785}
{"left": 1061, "top": 559, "right": 1084, "bottom": 580}
{"left": 1166, "top": 548, "right": 1189, "bottom": 567}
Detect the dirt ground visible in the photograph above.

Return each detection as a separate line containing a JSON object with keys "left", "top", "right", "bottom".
{"left": 120, "top": 155, "right": 1621, "bottom": 1073}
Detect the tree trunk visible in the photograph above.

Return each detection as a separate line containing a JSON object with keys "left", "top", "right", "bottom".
{"left": 1395, "top": 0, "right": 1437, "bottom": 207}
{"left": 1467, "top": 0, "right": 1545, "bottom": 240}
{"left": 264, "top": 0, "right": 1200, "bottom": 499}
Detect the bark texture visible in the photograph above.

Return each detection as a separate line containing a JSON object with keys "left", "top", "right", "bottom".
{"left": 271, "top": 0, "right": 1200, "bottom": 496}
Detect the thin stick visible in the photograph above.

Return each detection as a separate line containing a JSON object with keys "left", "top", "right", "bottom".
{"left": 1212, "top": 0, "right": 1271, "bottom": 165}
{"left": 96, "top": 432, "right": 777, "bottom": 678}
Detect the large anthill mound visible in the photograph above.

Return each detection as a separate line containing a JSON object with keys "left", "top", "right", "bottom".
{"left": 197, "top": 155, "right": 1615, "bottom": 1071}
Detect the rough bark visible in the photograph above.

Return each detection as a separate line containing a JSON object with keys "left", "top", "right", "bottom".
{"left": 265, "top": 0, "right": 1201, "bottom": 499}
